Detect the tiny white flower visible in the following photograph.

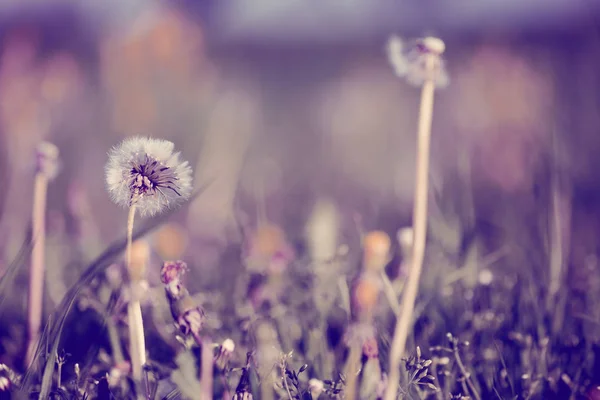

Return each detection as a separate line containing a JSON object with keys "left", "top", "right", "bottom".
{"left": 308, "top": 378, "right": 325, "bottom": 398}
{"left": 222, "top": 338, "right": 235, "bottom": 353}
{"left": 478, "top": 268, "right": 494, "bottom": 286}
{"left": 0, "top": 364, "right": 11, "bottom": 391}
{"left": 0, "top": 376, "right": 9, "bottom": 391}
{"left": 105, "top": 137, "right": 193, "bottom": 216}
{"left": 386, "top": 35, "right": 449, "bottom": 88}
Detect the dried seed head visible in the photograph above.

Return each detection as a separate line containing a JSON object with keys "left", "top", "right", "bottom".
{"left": 105, "top": 137, "right": 193, "bottom": 216}
{"left": 161, "top": 260, "right": 188, "bottom": 286}
{"left": 36, "top": 141, "right": 60, "bottom": 179}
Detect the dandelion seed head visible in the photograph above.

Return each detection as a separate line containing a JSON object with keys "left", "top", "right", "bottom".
{"left": 36, "top": 141, "right": 60, "bottom": 179}
{"left": 421, "top": 37, "right": 446, "bottom": 55}
{"left": 386, "top": 35, "right": 449, "bottom": 88}
{"left": 105, "top": 137, "right": 193, "bottom": 216}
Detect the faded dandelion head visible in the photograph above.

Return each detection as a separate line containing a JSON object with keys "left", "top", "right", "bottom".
{"left": 36, "top": 141, "right": 60, "bottom": 179}
{"left": 386, "top": 35, "right": 448, "bottom": 88}
{"left": 105, "top": 137, "right": 193, "bottom": 216}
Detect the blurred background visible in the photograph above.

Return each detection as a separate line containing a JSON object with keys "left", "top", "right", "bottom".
{"left": 1, "top": 0, "right": 600, "bottom": 331}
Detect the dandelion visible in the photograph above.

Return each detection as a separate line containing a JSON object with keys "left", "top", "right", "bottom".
{"left": 385, "top": 36, "right": 448, "bottom": 400}
{"left": 105, "top": 136, "right": 193, "bottom": 217}
{"left": 105, "top": 137, "right": 192, "bottom": 385}
{"left": 160, "top": 260, "right": 206, "bottom": 343}
{"left": 387, "top": 35, "right": 449, "bottom": 88}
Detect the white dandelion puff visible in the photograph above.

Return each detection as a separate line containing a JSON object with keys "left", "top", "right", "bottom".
{"left": 386, "top": 35, "right": 449, "bottom": 88}
{"left": 105, "top": 137, "right": 193, "bottom": 217}
{"left": 105, "top": 136, "right": 192, "bottom": 383}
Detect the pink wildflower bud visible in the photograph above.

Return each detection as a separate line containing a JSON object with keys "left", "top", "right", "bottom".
{"left": 363, "top": 336, "right": 379, "bottom": 359}
{"left": 160, "top": 260, "right": 188, "bottom": 285}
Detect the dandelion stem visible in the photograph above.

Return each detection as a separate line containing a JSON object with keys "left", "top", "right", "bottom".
{"left": 385, "top": 54, "right": 438, "bottom": 400}
{"left": 126, "top": 205, "right": 136, "bottom": 269}
{"left": 125, "top": 205, "right": 147, "bottom": 389}
{"left": 26, "top": 173, "right": 49, "bottom": 367}
{"left": 200, "top": 336, "right": 214, "bottom": 400}
{"left": 343, "top": 344, "right": 362, "bottom": 400}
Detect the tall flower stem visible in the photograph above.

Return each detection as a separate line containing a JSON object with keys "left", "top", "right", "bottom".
{"left": 26, "top": 173, "right": 49, "bottom": 367}
{"left": 126, "top": 205, "right": 146, "bottom": 386}
{"left": 385, "top": 53, "right": 438, "bottom": 400}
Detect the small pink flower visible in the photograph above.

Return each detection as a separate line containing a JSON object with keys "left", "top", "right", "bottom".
{"left": 160, "top": 260, "right": 188, "bottom": 285}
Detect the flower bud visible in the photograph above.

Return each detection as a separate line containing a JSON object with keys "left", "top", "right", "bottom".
{"left": 363, "top": 230, "right": 391, "bottom": 272}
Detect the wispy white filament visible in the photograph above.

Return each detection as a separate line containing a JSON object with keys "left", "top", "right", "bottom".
{"left": 105, "top": 137, "right": 193, "bottom": 216}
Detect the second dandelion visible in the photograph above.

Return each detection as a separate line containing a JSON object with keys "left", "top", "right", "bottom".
{"left": 105, "top": 136, "right": 193, "bottom": 385}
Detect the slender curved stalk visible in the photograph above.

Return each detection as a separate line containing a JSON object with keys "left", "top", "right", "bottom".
{"left": 126, "top": 205, "right": 146, "bottom": 387}
{"left": 26, "top": 173, "right": 49, "bottom": 367}
{"left": 385, "top": 54, "right": 438, "bottom": 400}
